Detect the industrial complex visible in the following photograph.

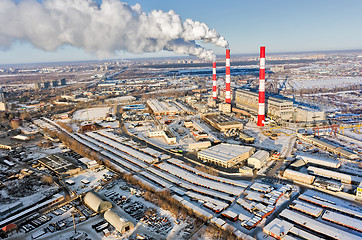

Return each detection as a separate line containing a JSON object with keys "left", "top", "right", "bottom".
{"left": 0, "top": 42, "right": 361, "bottom": 240}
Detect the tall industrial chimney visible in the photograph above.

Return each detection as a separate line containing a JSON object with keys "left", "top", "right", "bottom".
{"left": 212, "top": 62, "right": 217, "bottom": 99}
{"left": 225, "top": 49, "right": 231, "bottom": 103}
{"left": 257, "top": 46, "right": 266, "bottom": 127}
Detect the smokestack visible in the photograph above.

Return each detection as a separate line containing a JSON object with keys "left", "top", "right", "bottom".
{"left": 257, "top": 46, "right": 266, "bottom": 127}
{"left": 225, "top": 49, "right": 231, "bottom": 104}
{"left": 212, "top": 62, "right": 217, "bottom": 99}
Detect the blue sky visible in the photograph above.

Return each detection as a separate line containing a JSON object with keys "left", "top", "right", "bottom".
{"left": 1, "top": 0, "right": 362, "bottom": 64}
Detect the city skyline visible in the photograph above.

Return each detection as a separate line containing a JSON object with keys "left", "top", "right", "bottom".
{"left": 1, "top": 0, "right": 362, "bottom": 64}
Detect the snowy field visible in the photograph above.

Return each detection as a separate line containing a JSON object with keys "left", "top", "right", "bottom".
{"left": 72, "top": 107, "right": 114, "bottom": 121}
{"left": 291, "top": 76, "right": 362, "bottom": 89}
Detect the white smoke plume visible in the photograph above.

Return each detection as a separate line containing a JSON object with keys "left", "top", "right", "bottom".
{"left": 0, "top": 0, "right": 228, "bottom": 60}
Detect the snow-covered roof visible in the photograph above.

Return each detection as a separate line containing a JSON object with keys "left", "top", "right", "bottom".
{"left": 156, "top": 162, "right": 244, "bottom": 196}
{"left": 290, "top": 200, "right": 323, "bottom": 217}
{"left": 279, "top": 209, "right": 360, "bottom": 240}
{"left": 322, "top": 210, "right": 362, "bottom": 232}
{"left": 83, "top": 191, "right": 112, "bottom": 213}
{"left": 263, "top": 218, "right": 293, "bottom": 238}
{"left": 248, "top": 150, "right": 269, "bottom": 161}
{"left": 299, "top": 194, "right": 362, "bottom": 219}
{"left": 104, "top": 210, "right": 134, "bottom": 233}
{"left": 298, "top": 155, "right": 341, "bottom": 168}
{"left": 198, "top": 143, "right": 253, "bottom": 163}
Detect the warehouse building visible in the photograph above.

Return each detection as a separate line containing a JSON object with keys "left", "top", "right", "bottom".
{"left": 202, "top": 113, "right": 243, "bottom": 132}
{"left": 38, "top": 154, "right": 82, "bottom": 178}
{"left": 283, "top": 169, "right": 315, "bottom": 185}
{"left": 198, "top": 143, "right": 254, "bottom": 168}
{"left": 148, "top": 128, "right": 176, "bottom": 145}
{"left": 297, "top": 155, "right": 341, "bottom": 169}
{"left": 263, "top": 218, "right": 294, "bottom": 240}
{"left": 298, "top": 135, "right": 359, "bottom": 160}
{"left": 307, "top": 166, "right": 361, "bottom": 184}
{"left": 83, "top": 191, "right": 112, "bottom": 214}
{"left": 104, "top": 210, "right": 134, "bottom": 233}
{"left": 147, "top": 99, "right": 179, "bottom": 116}
{"left": 247, "top": 150, "right": 269, "bottom": 169}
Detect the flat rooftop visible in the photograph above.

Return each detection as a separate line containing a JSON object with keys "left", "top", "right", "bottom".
{"left": 198, "top": 143, "right": 253, "bottom": 162}
{"left": 38, "top": 154, "right": 80, "bottom": 174}
{"left": 203, "top": 114, "right": 241, "bottom": 126}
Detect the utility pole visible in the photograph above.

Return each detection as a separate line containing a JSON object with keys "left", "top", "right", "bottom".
{"left": 72, "top": 211, "right": 77, "bottom": 234}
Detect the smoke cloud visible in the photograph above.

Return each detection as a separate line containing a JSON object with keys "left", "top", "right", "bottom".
{"left": 0, "top": 0, "right": 228, "bottom": 60}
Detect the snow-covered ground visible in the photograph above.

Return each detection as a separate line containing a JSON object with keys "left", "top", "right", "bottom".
{"left": 291, "top": 76, "right": 362, "bottom": 90}
{"left": 72, "top": 107, "right": 114, "bottom": 121}
{"left": 66, "top": 168, "right": 114, "bottom": 194}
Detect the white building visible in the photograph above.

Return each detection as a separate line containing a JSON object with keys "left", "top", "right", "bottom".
{"left": 104, "top": 209, "right": 134, "bottom": 233}
{"left": 295, "top": 106, "right": 325, "bottom": 122}
{"left": 147, "top": 99, "right": 179, "bottom": 115}
{"left": 198, "top": 143, "right": 254, "bottom": 168}
{"left": 148, "top": 128, "right": 176, "bottom": 145}
{"left": 83, "top": 191, "right": 112, "bottom": 213}
{"left": 283, "top": 169, "right": 315, "bottom": 185}
{"left": 247, "top": 150, "right": 269, "bottom": 169}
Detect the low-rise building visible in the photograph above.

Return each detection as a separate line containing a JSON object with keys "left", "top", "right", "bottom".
{"left": 148, "top": 128, "right": 176, "bottom": 145}
{"left": 198, "top": 143, "right": 254, "bottom": 168}
{"left": 104, "top": 210, "right": 134, "bottom": 233}
{"left": 202, "top": 113, "right": 243, "bottom": 132}
{"left": 263, "top": 218, "right": 294, "bottom": 240}
{"left": 295, "top": 106, "right": 325, "bottom": 122}
{"left": 38, "top": 154, "right": 82, "bottom": 178}
{"left": 247, "top": 150, "right": 269, "bottom": 169}
{"left": 83, "top": 191, "right": 112, "bottom": 214}
{"left": 147, "top": 99, "right": 179, "bottom": 116}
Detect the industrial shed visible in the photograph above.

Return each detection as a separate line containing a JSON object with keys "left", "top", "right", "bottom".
{"left": 104, "top": 210, "right": 134, "bottom": 233}
{"left": 263, "top": 218, "right": 294, "bottom": 240}
{"left": 247, "top": 150, "right": 269, "bottom": 169}
{"left": 307, "top": 166, "right": 361, "bottom": 184}
{"left": 283, "top": 169, "right": 315, "bottom": 185}
{"left": 83, "top": 191, "right": 112, "bottom": 213}
{"left": 297, "top": 155, "right": 341, "bottom": 169}
{"left": 198, "top": 143, "right": 254, "bottom": 168}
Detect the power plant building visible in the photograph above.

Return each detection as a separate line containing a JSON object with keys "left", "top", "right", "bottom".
{"left": 267, "top": 97, "right": 294, "bottom": 121}
{"left": 294, "top": 107, "right": 325, "bottom": 122}
{"left": 198, "top": 143, "right": 254, "bottom": 168}
{"left": 235, "top": 89, "right": 324, "bottom": 122}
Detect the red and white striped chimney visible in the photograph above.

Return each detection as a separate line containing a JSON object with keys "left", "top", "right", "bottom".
{"left": 212, "top": 62, "right": 217, "bottom": 99}
{"left": 257, "top": 46, "right": 266, "bottom": 126}
{"left": 225, "top": 49, "right": 231, "bottom": 103}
